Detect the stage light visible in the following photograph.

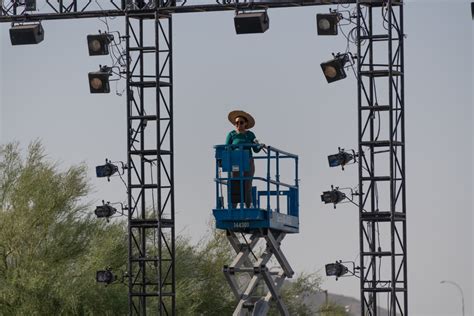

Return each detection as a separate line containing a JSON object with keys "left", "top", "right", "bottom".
{"left": 234, "top": 11, "right": 269, "bottom": 34}
{"left": 95, "top": 161, "right": 119, "bottom": 178}
{"left": 94, "top": 204, "right": 117, "bottom": 218}
{"left": 317, "top": 13, "right": 340, "bottom": 35}
{"left": 24, "top": 0, "right": 36, "bottom": 11}
{"left": 88, "top": 66, "right": 112, "bottom": 93}
{"left": 321, "top": 187, "right": 346, "bottom": 206}
{"left": 320, "top": 53, "right": 350, "bottom": 83}
{"left": 9, "top": 23, "right": 44, "bottom": 45}
{"left": 328, "top": 148, "right": 355, "bottom": 169}
{"left": 325, "top": 262, "right": 349, "bottom": 278}
{"left": 87, "top": 33, "right": 114, "bottom": 56}
{"left": 96, "top": 269, "right": 115, "bottom": 284}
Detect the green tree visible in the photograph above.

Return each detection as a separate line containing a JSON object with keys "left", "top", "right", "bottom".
{"left": 0, "top": 141, "right": 128, "bottom": 315}
{"left": 0, "top": 141, "right": 328, "bottom": 315}
{"left": 175, "top": 229, "right": 235, "bottom": 315}
{"left": 271, "top": 272, "right": 322, "bottom": 315}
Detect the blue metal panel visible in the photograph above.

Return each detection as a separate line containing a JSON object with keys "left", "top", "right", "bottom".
{"left": 213, "top": 208, "right": 299, "bottom": 234}
{"left": 218, "top": 147, "right": 250, "bottom": 173}
{"left": 288, "top": 187, "right": 299, "bottom": 217}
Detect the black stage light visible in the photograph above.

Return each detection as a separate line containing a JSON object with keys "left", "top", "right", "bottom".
{"left": 87, "top": 33, "right": 114, "bottom": 56}
{"left": 96, "top": 270, "right": 115, "bottom": 284}
{"left": 94, "top": 204, "right": 117, "bottom": 218}
{"left": 25, "top": 0, "right": 36, "bottom": 11}
{"left": 317, "top": 13, "right": 340, "bottom": 35}
{"left": 325, "top": 262, "right": 349, "bottom": 278}
{"left": 96, "top": 161, "right": 119, "bottom": 178}
{"left": 320, "top": 53, "right": 350, "bottom": 83}
{"left": 328, "top": 149, "right": 354, "bottom": 168}
{"left": 234, "top": 12, "right": 269, "bottom": 34}
{"left": 9, "top": 23, "right": 44, "bottom": 45}
{"left": 321, "top": 188, "right": 345, "bottom": 205}
{"left": 88, "top": 66, "right": 112, "bottom": 94}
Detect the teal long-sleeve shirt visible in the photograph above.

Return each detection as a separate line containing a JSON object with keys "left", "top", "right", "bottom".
{"left": 225, "top": 130, "right": 262, "bottom": 155}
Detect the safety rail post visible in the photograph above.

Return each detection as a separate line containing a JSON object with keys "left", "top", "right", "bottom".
{"left": 226, "top": 147, "right": 232, "bottom": 209}
{"left": 266, "top": 146, "right": 271, "bottom": 211}
{"left": 215, "top": 155, "right": 220, "bottom": 208}
{"left": 276, "top": 150, "right": 280, "bottom": 213}
{"left": 239, "top": 145, "right": 244, "bottom": 209}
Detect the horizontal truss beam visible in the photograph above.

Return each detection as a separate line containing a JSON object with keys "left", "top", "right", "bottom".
{"left": 0, "top": 0, "right": 361, "bottom": 22}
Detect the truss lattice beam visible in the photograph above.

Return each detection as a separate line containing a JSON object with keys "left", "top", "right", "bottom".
{"left": 0, "top": 0, "right": 359, "bottom": 22}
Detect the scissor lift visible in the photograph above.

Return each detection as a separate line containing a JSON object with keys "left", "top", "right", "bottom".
{"left": 213, "top": 144, "right": 299, "bottom": 315}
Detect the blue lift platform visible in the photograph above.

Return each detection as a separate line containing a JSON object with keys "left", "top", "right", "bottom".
{"left": 213, "top": 143, "right": 299, "bottom": 234}
{"left": 213, "top": 143, "right": 300, "bottom": 316}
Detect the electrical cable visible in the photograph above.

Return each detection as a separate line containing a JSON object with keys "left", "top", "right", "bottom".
{"left": 388, "top": 290, "right": 391, "bottom": 316}
{"left": 118, "top": 169, "right": 137, "bottom": 208}
{"left": 149, "top": 160, "right": 159, "bottom": 252}
{"left": 382, "top": 5, "right": 389, "bottom": 32}
{"left": 337, "top": 2, "right": 351, "bottom": 10}
{"left": 372, "top": 79, "right": 381, "bottom": 142}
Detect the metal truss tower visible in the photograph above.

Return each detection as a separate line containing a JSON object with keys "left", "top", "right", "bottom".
{"left": 356, "top": 1, "right": 407, "bottom": 315}
{"left": 125, "top": 9, "right": 175, "bottom": 315}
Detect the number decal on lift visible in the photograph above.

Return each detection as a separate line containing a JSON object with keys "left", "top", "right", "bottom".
{"left": 234, "top": 222, "right": 250, "bottom": 228}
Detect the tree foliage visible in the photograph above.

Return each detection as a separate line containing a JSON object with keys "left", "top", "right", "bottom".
{"left": 0, "top": 141, "right": 128, "bottom": 315}
{"left": 0, "top": 141, "right": 344, "bottom": 315}
{"left": 272, "top": 272, "right": 322, "bottom": 315}
{"left": 175, "top": 229, "right": 235, "bottom": 315}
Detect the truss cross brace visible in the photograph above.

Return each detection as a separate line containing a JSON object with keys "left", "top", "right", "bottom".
{"left": 224, "top": 229, "right": 294, "bottom": 316}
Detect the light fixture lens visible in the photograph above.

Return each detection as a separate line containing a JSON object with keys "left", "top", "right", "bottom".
{"left": 321, "top": 188, "right": 345, "bottom": 204}
{"left": 96, "top": 270, "right": 115, "bottom": 284}
{"left": 328, "top": 150, "right": 354, "bottom": 168}
{"left": 325, "top": 263, "right": 338, "bottom": 276}
{"left": 88, "top": 70, "right": 111, "bottom": 94}
{"left": 318, "top": 19, "right": 331, "bottom": 31}
{"left": 96, "top": 162, "right": 118, "bottom": 178}
{"left": 317, "top": 13, "right": 339, "bottom": 36}
{"left": 87, "top": 34, "right": 113, "bottom": 56}
{"left": 89, "top": 39, "right": 102, "bottom": 53}
{"left": 325, "top": 262, "right": 349, "bottom": 277}
{"left": 323, "top": 66, "right": 337, "bottom": 79}
{"left": 94, "top": 204, "right": 117, "bottom": 218}
{"left": 321, "top": 54, "right": 349, "bottom": 83}
{"left": 90, "top": 78, "right": 103, "bottom": 90}
{"left": 328, "top": 154, "right": 341, "bottom": 167}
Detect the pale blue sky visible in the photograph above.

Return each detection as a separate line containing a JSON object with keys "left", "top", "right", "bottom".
{"left": 0, "top": 1, "right": 472, "bottom": 315}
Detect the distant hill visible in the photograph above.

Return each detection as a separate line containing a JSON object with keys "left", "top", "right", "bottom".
{"left": 303, "top": 291, "right": 389, "bottom": 315}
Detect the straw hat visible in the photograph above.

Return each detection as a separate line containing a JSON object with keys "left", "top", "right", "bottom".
{"left": 228, "top": 110, "right": 255, "bottom": 129}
